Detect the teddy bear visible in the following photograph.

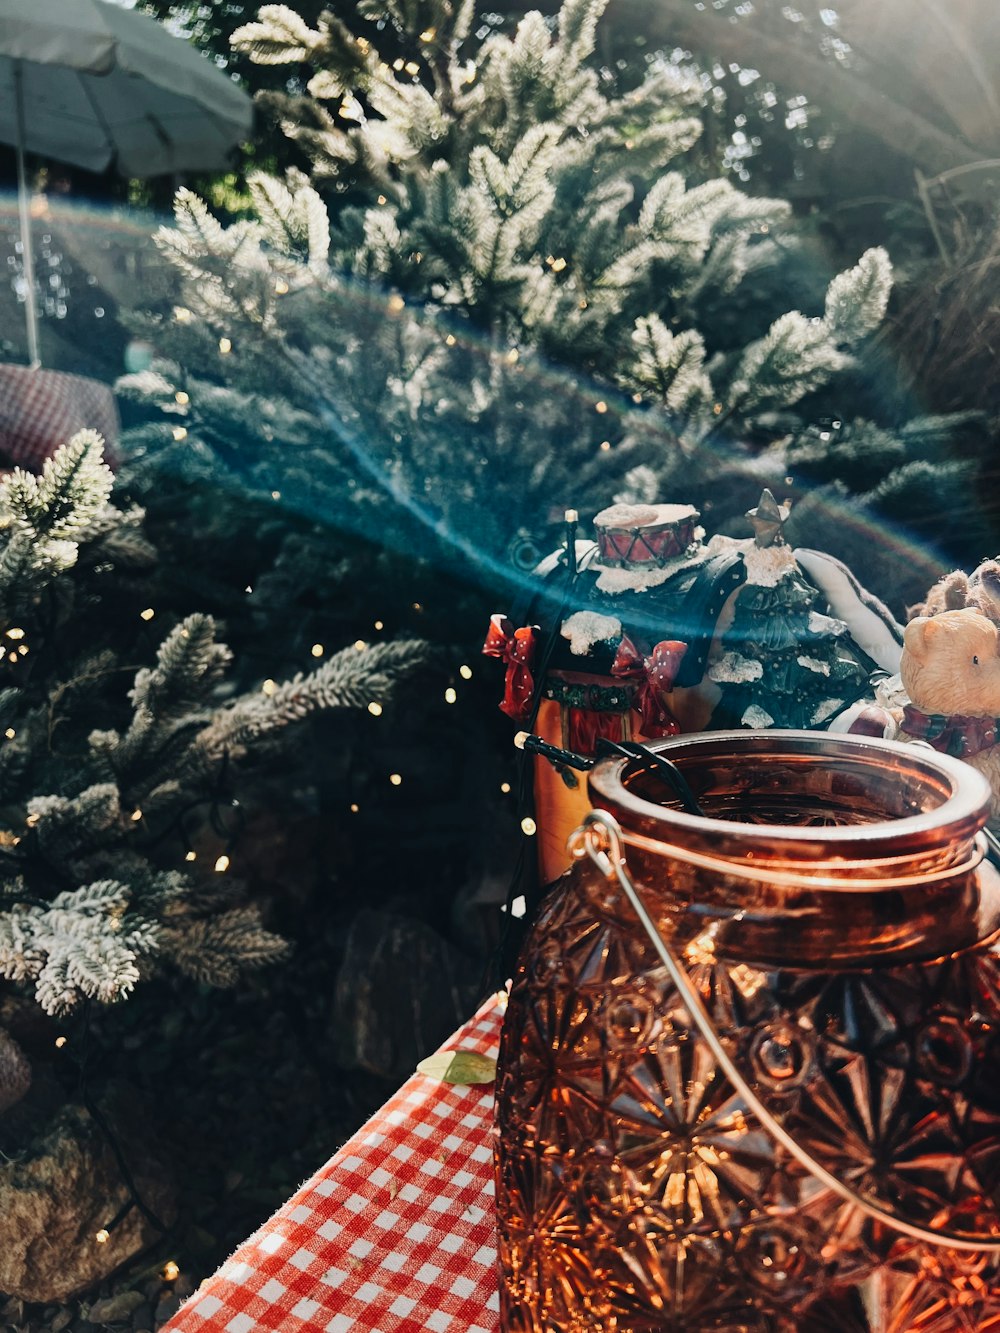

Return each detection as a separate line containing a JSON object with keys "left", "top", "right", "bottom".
{"left": 909, "top": 559, "right": 1000, "bottom": 625}
{"left": 897, "top": 607, "right": 1000, "bottom": 821}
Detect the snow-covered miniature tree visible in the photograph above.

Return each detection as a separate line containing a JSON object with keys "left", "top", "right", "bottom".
{"left": 707, "top": 493, "right": 872, "bottom": 731}
{"left": 0, "top": 431, "right": 426, "bottom": 1017}
{"left": 117, "top": 0, "right": 969, "bottom": 609}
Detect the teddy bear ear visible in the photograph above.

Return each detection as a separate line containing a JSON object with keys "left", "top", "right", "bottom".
{"left": 902, "top": 615, "right": 938, "bottom": 663}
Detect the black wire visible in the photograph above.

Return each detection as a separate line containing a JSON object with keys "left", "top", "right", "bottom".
{"left": 515, "top": 731, "right": 706, "bottom": 818}
{"left": 594, "top": 738, "right": 706, "bottom": 818}
{"left": 74, "top": 999, "right": 169, "bottom": 1236}
{"left": 486, "top": 520, "right": 583, "bottom": 992}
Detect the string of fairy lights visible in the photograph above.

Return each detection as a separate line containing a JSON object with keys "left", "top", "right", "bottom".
{"left": 1, "top": 300, "right": 606, "bottom": 1262}
{"left": 0, "top": 589, "right": 516, "bottom": 1258}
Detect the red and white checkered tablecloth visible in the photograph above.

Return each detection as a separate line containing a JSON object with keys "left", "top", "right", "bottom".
{"left": 164, "top": 996, "right": 504, "bottom": 1333}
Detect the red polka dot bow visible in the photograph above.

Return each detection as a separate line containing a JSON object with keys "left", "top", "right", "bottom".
{"left": 483, "top": 614, "right": 540, "bottom": 722}
{"left": 611, "top": 634, "right": 688, "bottom": 737}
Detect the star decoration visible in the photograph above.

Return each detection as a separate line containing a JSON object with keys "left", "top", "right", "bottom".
{"left": 745, "top": 488, "right": 790, "bottom": 547}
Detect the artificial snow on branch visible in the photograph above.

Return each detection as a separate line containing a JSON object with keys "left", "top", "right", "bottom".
{"left": 117, "top": 0, "right": 975, "bottom": 604}
{"left": 0, "top": 433, "right": 429, "bottom": 1016}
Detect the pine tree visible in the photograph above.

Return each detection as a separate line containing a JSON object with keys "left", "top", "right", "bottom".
{"left": 116, "top": 0, "right": 974, "bottom": 613}
{"left": 0, "top": 431, "right": 427, "bottom": 1017}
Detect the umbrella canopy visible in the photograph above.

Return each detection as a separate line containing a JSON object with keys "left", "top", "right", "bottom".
{"left": 0, "top": 0, "right": 253, "bottom": 177}
{"left": 0, "top": 0, "right": 254, "bottom": 365}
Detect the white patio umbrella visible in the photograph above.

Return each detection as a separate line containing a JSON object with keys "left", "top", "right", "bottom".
{"left": 0, "top": 0, "right": 254, "bottom": 365}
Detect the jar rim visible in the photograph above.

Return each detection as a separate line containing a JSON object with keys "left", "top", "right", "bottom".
{"left": 587, "top": 730, "right": 992, "bottom": 860}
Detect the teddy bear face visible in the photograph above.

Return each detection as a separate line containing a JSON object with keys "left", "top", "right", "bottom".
{"left": 901, "top": 608, "right": 1000, "bottom": 716}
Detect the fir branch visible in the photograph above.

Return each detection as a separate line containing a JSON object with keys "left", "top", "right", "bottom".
{"left": 823, "top": 247, "right": 892, "bottom": 347}
{"left": 159, "top": 906, "right": 290, "bottom": 987}
{"left": 202, "top": 639, "right": 430, "bottom": 756}
{"left": 230, "top": 4, "right": 322, "bottom": 64}
{"left": 557, "top": 0, "right": 607, "bottom": 65}
{"left": 623, "top": 316, "right": 711, "bottom": 416}
{"left": 724, "top": 310, "right": 852, "bottom": 419}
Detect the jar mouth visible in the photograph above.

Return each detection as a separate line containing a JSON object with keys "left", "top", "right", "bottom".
{"left": 587, "top": 730, "right": 991, "bottom": 865}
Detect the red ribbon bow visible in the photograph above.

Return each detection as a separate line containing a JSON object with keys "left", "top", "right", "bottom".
{"left": 483, "top": 614, "right": 539, "bottom": 722}
{"left": 611, "top": 634, "right": 688, "bottom": 737}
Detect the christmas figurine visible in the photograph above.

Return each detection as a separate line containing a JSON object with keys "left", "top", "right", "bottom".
{"left": 485, "top": 491, "right": 905, "bottom": 881}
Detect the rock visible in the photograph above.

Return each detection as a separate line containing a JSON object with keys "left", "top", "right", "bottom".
{"left": 333, "top": 910, "right": 482, "bottom": 1081}
{"left": 0, "top": 1027, "right": 31, "bottom": 1113}
{"left": 128, "top": 1302, "right": 153, "bottom": 1330}
{"left": 0, "top": 1092, "right": 176, "bottom": 1303}
{"left": 153, "top": 1293, "right": 182, "bottom": 1326}
{"left": 86, "top": 1290, "right": 144, "bottom": 1324}
{"left": 0, "top": 1296, "right": 23, "bottom": 1325}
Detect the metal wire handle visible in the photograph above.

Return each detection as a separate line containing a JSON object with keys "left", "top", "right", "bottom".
{"left": 568, "top": 808, "right": 1000, "bottom": 1253}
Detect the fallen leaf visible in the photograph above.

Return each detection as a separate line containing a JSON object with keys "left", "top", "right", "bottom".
{"left": 416, "top": 1050, "right": 497, "bottom": 1085}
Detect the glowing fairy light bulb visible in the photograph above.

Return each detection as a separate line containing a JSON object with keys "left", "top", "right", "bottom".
{"left": 459, "top": 664, "right": 473, "bottom": 680}
{"left": 130, "top": 809, "right": 143, "bottom": 822}
{"left": 500, "top": 782, "right": 511, "bottom": 794}
{"left": 350, "top": 803, "right": 359, "bottom": 813}
{"left": 595, "top": 400, "right": 608, "bottom": 414}
{"left": 367, "top": 702, "right": 383, "bottom": 717}
{"left": 218, "top": 336, "right": 232, "bottom": 354}
{"left": 140, "top": 608, "right": 155, "bottom": 620}
{"left": 174, "top": 390, "right": 189, "bottom": 405}
{"left": 55, "top": 1036, "right": 67, "bottom": 1048}
{"left": 275, "top": 278, "right": 289, "bottom": 294}
{"left": 162, "top": 1261, "right": 180, "bottom": 1282}
{"left": 444, "top": 687, "right": 457, "bottom": 704}
{"left": 185, "top": 851, "right": 197, "bottom": 862}
{"left": 215, "top": 854, "right": 230, "bottom": 873}
{"left": 387, "top": 294, "right": 405, "bottom": 314}
{"left": 261, "top": 679, "right": 277, "bottom": 696}
{"left": 389, "top": 773, "right": 403, "bottom": 786}
{"left": 95, "top": 1229, "right": 110, "bottom": 1245}
{"left": 374, "top": 620, "right": 384, "bottom": 630}
{"left": 172, "top": 426, "right": 187, "bottom": 441}
{"left": 311, "top": 644, "right": 324, "bottom": 657}
{"left": 4, "top": 729, "right": 13, "bottom": 740}
{"left": 521, "top": 817, "right": 537, "bottom": 836}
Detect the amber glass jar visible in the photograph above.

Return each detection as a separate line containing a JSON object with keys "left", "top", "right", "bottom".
{"left": 494, "top": 731, "right": 1000, "bottom": 1332}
